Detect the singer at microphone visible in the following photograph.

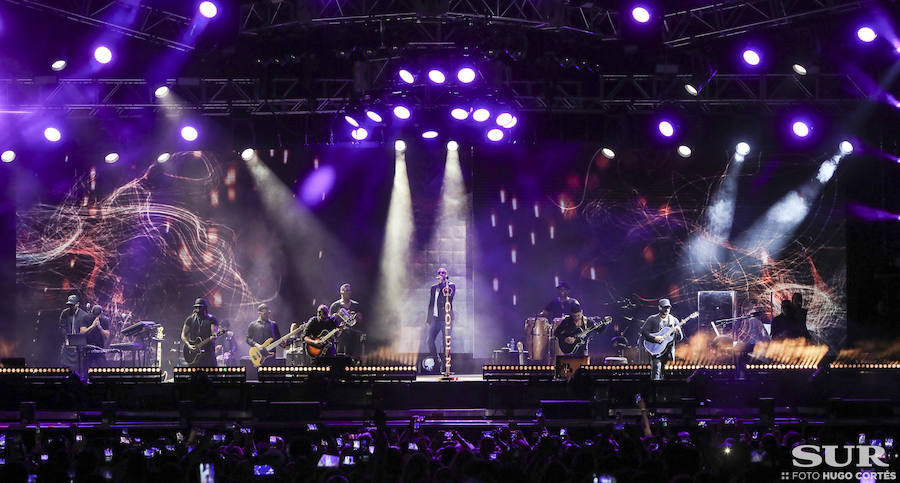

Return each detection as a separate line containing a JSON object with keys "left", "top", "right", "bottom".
{"left": 425, "top": 268, "right": 456, "bottom": 370}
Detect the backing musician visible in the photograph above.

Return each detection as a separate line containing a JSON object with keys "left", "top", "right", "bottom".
{"left": 81, "top": 305, "right": 111, "bottom": 368}
{"left": 58, "top": 294, "right": 89, "bottom": 366}
{"left": 246, "top": 304, "right": 283, "bottom": 365}
{"left": 553, "top": 303, "right": 591, "bottom": 356}
{"left": 329, "top": 283, "right": 363, "bottom": 356}
{"left": 302, "top": 305, "right": 339, "bottom": 358}
{"left": 181, "top": 298, "right": 220, "bottom": 367}
{"left": 540, "top": 282, "right": 580, "bottom": 319}
{"left": 425, "top": 268, "right": 455, "bottom": 370}
{"left": 641, "top": 299, "right": 682, "bottom": 381}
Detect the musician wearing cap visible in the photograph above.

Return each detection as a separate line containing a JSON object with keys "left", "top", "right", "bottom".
{"left": 640, "top": 298, "right": 683, "bottom": 381}
{"left": 58, "top": 294, "right": 90, "bottom": 366}
{"left": 425, "top": 268, "right": 455, "bottom": 370}
{"left": 246, "top": 304, "right": 283, "bottom": 365}
{"left": 553, "top": 303, "right": 590, "bottom": 355}
{"left": 539, "top": 282, "right": 580, "bottom": 319}
{"left": 181, "top": 298, "right": 220, "bottom": 367}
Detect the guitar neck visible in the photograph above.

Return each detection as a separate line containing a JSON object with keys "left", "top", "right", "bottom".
{"left": 266, "top": 324, "right": 305, "bottom": 349}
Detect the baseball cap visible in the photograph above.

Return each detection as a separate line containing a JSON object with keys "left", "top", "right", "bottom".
{"left": 193, "top": 298, "right": 208, "bottom": 307}
{"left": 658, "top": 298, "right": 671, "bottom": 307}
{"left": 66, "top": 295, "right": 78, "bottom": 305}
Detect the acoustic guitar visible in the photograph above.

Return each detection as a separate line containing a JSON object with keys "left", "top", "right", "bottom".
{"left": 183, "top": 329, "right": 226, "bottom": 366}
{"left": 305, "top": 308, "right": 357, "bottom": 358}
{"left": 642, "top": 312, "right": 699, "bottom": 358}
{"left": 557, "top": 316, "right": 613, "bottom": 354}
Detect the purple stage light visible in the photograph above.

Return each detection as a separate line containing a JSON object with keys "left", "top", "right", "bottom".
{"left": 839, "top": 141, "right": 853, "bottom": 155}
{"left": 447, "top": 141, "right": 459, "bottom": 151}
{"left": 451, "top": 108, "right": 469, "bottom": 120}
{"left": 104, "top": 153, "right": 119, "bottom": 164}
{"left": 457, "top": 68, "right": 476, "bottom": 84}
{"left": 496, "top": 112, "right": 513, "bottom": 127}
{"left": 632, "top": 7, "right": 650, "bottom": 23}
{"left": 157, "top": 153, "right": 171, "bottom": 163}
{"left": 199, "top": 1, "right": 218, "bottom": 18}
{"left": 791, "top": 121, "right": 810, "bottom": 138}
{"left": 398, "top": 69, "right": 415, "bottom": 84}
{"left": 422, "top": 130, "right": 439, "bottom": 139}
{"left": 857, "top": 26, "right": 877, "bottom": 43}
{"left": 344, "top": 115, "right": 359, "bottom": 127}
{"left": 393, "top": 106, "right": 411, "bottom": 119}
{"left": 502, "top": 116, "right": 518, "bottom": 128}
{"left": 742, "top": 49, "right": 760, "bottom": 66}
{"left": 428, "top": 69, "right": 446, "bottom": 84}
{"left": 658, "top": 120, "right": 674, "bottom": 137}
{"left": 487, "top": 129, "right": 504, "bottom": 142}
{"left": 181, "top": 125, "right": 198, "bottom": 141}
{"left": 44, "top": 127, "right": 61, "bottom": 142}
{"left": 472, "top": 108, "right": 490, "bottom": 122}
{"left": 365, "top": 110, "right": 383, "bottom": 123}
{"left": 154, "top": 86, "right": 170, "bottom": 98}
{"left": 1, "top": 150, "right": 15, "bottom": 163}
{"left": 351, "top": 128, "right": 368, "bottom": 141}
{"left": 94, "top": 46, "right": 113, "bottom": 64}
{"left": 51, "top": 59, "right": 67, "bottom": 72}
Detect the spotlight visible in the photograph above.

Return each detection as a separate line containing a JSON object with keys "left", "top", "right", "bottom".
{"left": 601, "top": 147, "right": 616, "bottom": 159}
{"left": 472, "top": 108, "right": 490, "bottom": 122}
{"left": 792, "top": 64, "right": 808, "bottom": 75}
{"left": 157, "top": 153, "right": 171, "bottom": 163}
{"left": 394, "top": 140, "right": 406, "bottom": 152}
{"left": 457, "top": 67, "right": 476, "bottom": 84}
{"left": 94, "top": 46, "right": 112, "bottom": 64}
{"left": 792, "top": 121, "right": 810, "bottom": 138}
{"left": 393, "top": 106, "right": 411, "bottom": 119}
{"left": 181, "top": 126, "right": 199, "bottom": 141}
{"left": 658, "top": 120, "right": 675, "bottom": 137}
{"left": 398, "top": 69, "right": 415, "bottom": 84}
{"left": 450, "top": 108, "right": 469, "bottom": 120}
{"left": 447, "top": 140, "right": 459, "bottom": 151}
{"left": 684, "top": 83, "right": 699, "bottom": 96}
{"left": 1, "top": 150, "right": 15, "bottom": 163}
{"left": 154, "top": 86, "right": 170, "bottom": 98}
{"left": 735, "top": 142, "right": 751, "bottom": 156}
{"left": 240, "top": 148, "right": 255, "bottom": 161}
{"left": 487, "top": 129, "right": 504, "bottom": 141}
{"left": 427, "top": 69, "right": 446, "bottom": 84}
{"left": 839, "top": 140, "right": 853, "bottom": 155}
{"left": 44, "top": 127, "right": 62, "bottom": 142}
{"left": 51, "top": 59, "right": 67, "bottom": 71}
{"left": 421, "top": 130, "right": 438, "bottom": 139}
{"left": 344, "top": 115, "right": 359, "bottom": 127}
{"left": 496, "top": 112, "right": 513, "bottom": 127}
{"left": 742, "top": 49, "right": 760, "bottom": 66}
{"left": 502, "top": 116, "right": 518, "bottom": 128}
{"left": 351, "top": 128, "right": 369, "bottom": 140}
{"left": 104, "top": 152, "right": 119, "bottom": 163}
{"left": 632, "top": 6, "right": 651, "bottom": 23}
{"left": 198, "top": 1, "right": 218, "bottom": 19}
{"left": 677, "top": 145, "right": 692, "bottom": 158}
{"left": 857, "top": 26, "right": 877, "bottom": 43}
{"left": 365, "top": 110, "right": 383, "bottom": 123}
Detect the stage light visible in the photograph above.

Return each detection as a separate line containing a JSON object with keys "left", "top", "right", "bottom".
{"left": 677, "top": 145, "right": 692, "bottom": 158}
{"left": 398, "top": 69, "right": 415, "bottom": 84}
{"left": 684, "top": 83, "right": 699, "bottom": 96}
{"left": 240, "top": 148, "right": 255, "bottom": 161}
{"left": 351, "top": 127, "right": 369, "bottom": 140}
{"left": 601, "top": 147, "right": 616, "bottom": 159}
{"left": 393, "top": 106, "right": 411, "bottom": 119}
{"left": 447, "top": 141, "right": 459, "bottom": 151}
{"left": 658, "top": 120, "right": 674, "bottom": 137}
{"left": 451, "top": 108, "right": 469, "bottom": 120}
{"left": 154, "top": 86, "right": 170, "bottom": 98}
{"left": 344, "top": 115, "right": 359, "bottom": 127}
{"left": 857, "top": 26, "right": 877, "bottom": 43}
{"left": 1, "top": 150, "right": 15, "bottom": 163}
{"left": 394, "top": 140, "right": 406, "bottom": 152}
{"left": 428, "top": 69, "right": 446, "bottom": 84}
{"left": 94, "top": 46, "right": 112, "bottom": 64}
{"left": 457, "top": 67, "right": 476, "bottom": 83}
{"left": 792, "top": 64, "right": 808, "bottom": 75}
{"left": 157, "top": 152, "right": 171, "bottom": 163}
{"left": 181, "top": 126, "right": 198, "bottom": 141}
{"left": 199, "top": 1, "right": 218, "bottom": 18}
{"left": 839, "top": 140, "right": 853, "bottom": 155}
{"left": 487, "top": 129, "right": 504, "bottom": 141}
{"left": 104, "top": 152, "right": 119, "bottom": 163}
{"left": 473, "top": 108, "right": 490, "bottom": 122}
{"left": 365, "top": 110, "right": 383, "bottom": 123}
{"left": 421, "top": 130, "right": 439, "bottom": 139}
{"left": 736, "top": 142, "right": 751, "bottom": 156}
{"left": 51, "top": 59, "right": 67, "bottom": 71}
{"left": 496, "top": 112, "right": 513, "bottom": 127}
{"left": 742, "top": 49, "right": 760, "bottom": 66}
{"left": 632, "top": 6, "right": 650, "bottom": 23}
{"left": 502, "top": 116, "right": 518, "bottom": 128}
{"left": 44, "top": 127, "right": 61, "bottom": 142}
{"left": 792, "top": 121, "right": 810, "bottom": 138}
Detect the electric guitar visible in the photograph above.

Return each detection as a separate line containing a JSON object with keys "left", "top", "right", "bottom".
{"left": 249, "top": 323, "right": 306, "bottom": 367}
{"left": 183, "top": 329, "right": 226, "bottom": 366}
{"left": 642, "top": 311, "right": 699, "bottom": 358}
{"left": 557, "top": 316, "right": 613, "bottom": 354}
{"left": 304, "top": 308, "right": 357, "bottom": 358}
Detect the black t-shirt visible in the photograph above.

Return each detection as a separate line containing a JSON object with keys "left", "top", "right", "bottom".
{"left": 304, "top": 316, "right": 338, "bottom": 340}
{"left": 80, "top": 314, "right": 110, "bottom": 348}
{"left": 247, "top": 320, "right": 282, "bottom": 346}
{"left": 59, "top": 307, "right": 90, "bottom": 336}
{"left": 183, "top": 313, "right": 219, "bottom": 342}
{"left": 554, "top": 315, "right": 588, "bottom": 354}
{"left": 329, "top": 299, "right": 362, "bottom": 325}
{"left": 544, "top": 298, "right": 580, "bottom": 319}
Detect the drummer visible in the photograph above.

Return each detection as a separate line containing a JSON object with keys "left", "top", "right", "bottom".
{"left": 539, "top": 282, "right": 581, "bottom": 319}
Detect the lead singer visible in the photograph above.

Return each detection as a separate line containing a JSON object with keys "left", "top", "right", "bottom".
{"left": 425, "top": 267, "right": 455, "bottom": 371}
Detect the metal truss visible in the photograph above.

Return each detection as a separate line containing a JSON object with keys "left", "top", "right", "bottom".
{"left": 3, "top": 0, "right": 195, "bottom": 51}
{"left": 0, "top": 72, "right": 867, "bottom": 118}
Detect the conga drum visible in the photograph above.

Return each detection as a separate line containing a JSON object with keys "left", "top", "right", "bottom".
{"left": 529, "top": 317, "right": 551, "bottom": 362}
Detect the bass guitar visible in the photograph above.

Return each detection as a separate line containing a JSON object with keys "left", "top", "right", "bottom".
{"left": 642, "top": 311, "right": 699, "bottom": 358}
{"left": 305, "top": 308, "right": 357, "bottom": 358}
{"left": 557, "top": 316, "right": 613, "bottom": 354}
{"left": 249, "top": 323, "right": 306, "bottom": 367}
{"left": 183, "top": 329, "right": 226, "bottom": 366}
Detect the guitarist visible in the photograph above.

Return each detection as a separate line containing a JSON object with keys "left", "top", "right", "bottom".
{"left": 553, "top": 303, "right": 597, "bottom": 355}
{"left": 640, "top": 299, "right": 682, "bottom": 381}
{"left": 181, "top": 298, "right": 220, "bottom": 367}
{"left": 303, "top": 305, "right": 339, "bottom": 358}
{"left": 246, "top": 304, "right": 283, "bottom": 366}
